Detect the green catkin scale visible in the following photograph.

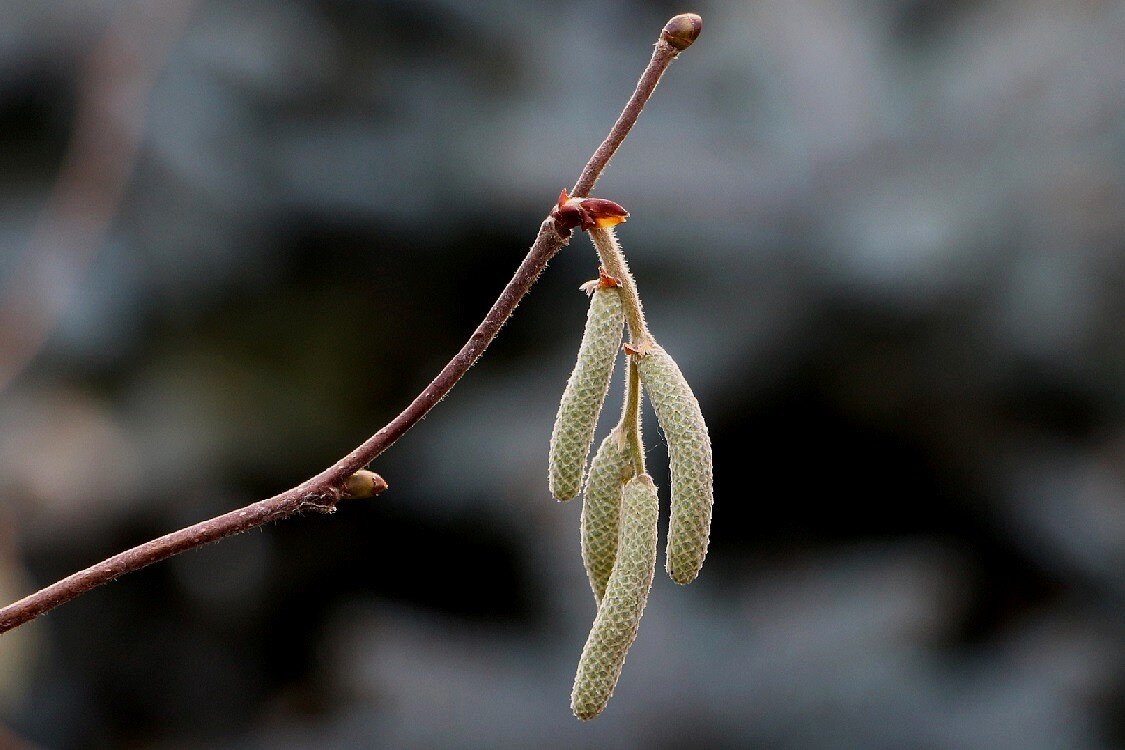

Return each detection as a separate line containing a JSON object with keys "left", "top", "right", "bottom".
{"left": 635, "top": 343, "right": 714, "bottom": 584}
{"left": 549, "top": 286, "right": 624, "bottom": 500}
{"left": 571, "top": 473, "right": 659, "bottom": 720}
{"left": 580, "top": 428, "right": 634, "bottom": 603}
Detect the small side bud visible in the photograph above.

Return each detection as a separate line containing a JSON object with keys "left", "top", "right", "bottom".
{"left": 551, "top": 189, "right": 629, "bottom": 232}
{"left": 597, "top": 267, "right": 621, "bottom": 288}
{"left": 344, "top": 470, "right": 388, "bottom": 499}
{"left": 662, "top": 13, "right": 702, "bottom": 51}
{"left": 577, "top": 270, "right": 620, "bottom": 296}
{"left": 552, "top": 189, "right": 585, "bottom": 233}
{"left": 579, "top": 199, "right": 629, "bottom": 230}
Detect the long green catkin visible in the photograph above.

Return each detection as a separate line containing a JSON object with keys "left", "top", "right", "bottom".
{"left": 571, "top": 474, "right": 659, "bottom": 720}
{"left": 549, "top": 286, "right": 624, "bottom": 500}
{"left": 580, "top": 428, "right": 633, "bottom": 603}
{"left": 635, "top": 343, "right": 713, "bottom": 584}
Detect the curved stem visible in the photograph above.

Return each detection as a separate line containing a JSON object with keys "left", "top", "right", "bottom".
{"left": 0, "top": 221, "right": 568, "bottom": 634}
{"left": 589, "top": 227, "right": 651, "bottom": 350}
{"left": 571, "top": 38, "right": 684, "bottom": 198}
{"left": 619, "top": 357, "right": 645, "bottom": 476}
{"left": 0, "top": 14, "right": 701, "bottom": 637}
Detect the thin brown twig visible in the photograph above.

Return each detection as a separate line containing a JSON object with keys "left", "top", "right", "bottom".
{"left": 571, "top": 14, "right": 699, "bottom": 197}
{"left": 0, "top": 13, "right": 701, "bottom": 636}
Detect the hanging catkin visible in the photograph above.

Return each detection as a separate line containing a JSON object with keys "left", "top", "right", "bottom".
{"left": 571, "top": 473, "right": 659, "bottom": 720}
{"left": 635, "top": 343, "right": 713, "bottom": 584}
{"left": 580, "top": 428, "right": 633, "bottom": 603}
{"left": 549, "top": 286, "right": 624, "bottom": 500}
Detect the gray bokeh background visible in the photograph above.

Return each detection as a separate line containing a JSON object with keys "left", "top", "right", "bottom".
{"left": 0, "top": 1, "right": 1123, "bottom": 748}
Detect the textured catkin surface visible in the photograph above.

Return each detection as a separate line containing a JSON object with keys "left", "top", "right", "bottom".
{"left": 571, "top": 474, "right": 658, "bottom": 720}
{"left": 549, "top": 288, "right": 624, "bottom": 500}
{"left": 581, "top": 430, "right": 635, "bottom": 603}
{"left": 636, "top": 344, "right": 713, "bottom": 584}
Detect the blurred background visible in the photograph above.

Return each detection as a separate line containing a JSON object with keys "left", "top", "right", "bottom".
{"left": 0, "top": 0, "right": 1122, "bottom": 747}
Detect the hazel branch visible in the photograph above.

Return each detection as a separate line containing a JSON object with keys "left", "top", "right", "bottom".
{"left": 571, "top": 13, "right": 702, "bottom": 198}
{"left": 0, "top": 13, "right": 701, "bottom": 637}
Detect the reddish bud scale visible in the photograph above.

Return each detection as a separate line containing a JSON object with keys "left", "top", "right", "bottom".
{"left": 551, "top": 190, "right": 629, "bottom": 233}
{"left": 597, "top": 267, "right": 621, "bottom": 288}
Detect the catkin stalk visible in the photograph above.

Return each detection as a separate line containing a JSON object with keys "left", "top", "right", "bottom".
{"left": 571, "top": 474, "right": 659, "bottom": 720}
{"left": 588, "top": 227, "right": 649, "bottom": 348}
{"left": 635, "top": 343, "right": 713, "bottom": 584}
{"left": 549, "top": 286, "right": 624, "bottom": 500}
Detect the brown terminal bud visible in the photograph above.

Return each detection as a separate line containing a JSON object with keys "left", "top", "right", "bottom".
{"left": 662, "top": 13, "right": 702, "bottom": 51}
{"left": 344, "top": 470, "right": 388, "bottom": 499}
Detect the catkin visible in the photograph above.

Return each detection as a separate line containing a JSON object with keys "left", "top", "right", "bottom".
{"left": 549, "top": 287, "right": 624, "bottom": 500}
{"left": 571, "top": 474, "right": 659, "bottom": 720}
{"left": 635, "top": 343, "right": 713, "bottom": 584}
{"left": 580, "top": 429, "right": 634, "bottom": 603}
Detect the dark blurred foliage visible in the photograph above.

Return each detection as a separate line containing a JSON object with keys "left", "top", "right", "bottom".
{"left": 0, "top": 0, "right": 1123, "bottom": 748}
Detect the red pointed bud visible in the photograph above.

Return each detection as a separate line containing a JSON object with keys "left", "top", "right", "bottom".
{"left": 579, "top": 199, "right": 629, "bottom": 230}
{"left": 551, "top": 190, "right": 629, "bottom": 233}
{"left": 552, "top": 188, "right": 585, "bottom": 233}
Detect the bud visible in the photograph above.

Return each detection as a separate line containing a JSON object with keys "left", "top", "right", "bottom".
{"left": 661, "top": 13, "right": 702, "bottom": 51}
{"left": 571, "top": 474, "right": 659, "bottom": 720}
{"left": 344, "top": 470, "right": 388, "bottom": 499}
{"left": 634, "top": 343, "right": 713, "bottom": 584}
{"left": 580, "top": 429, "right": 634, "bottom": 603}
{"left": 551, "top": 189, "right": 629, "bottom": 233}
{"left": 549, "top": 287, "right": 625, "bottom": 500}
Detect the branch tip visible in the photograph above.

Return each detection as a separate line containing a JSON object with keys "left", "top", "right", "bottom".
{"left": 662, "top": 13, "right": 702, "bottom": 51}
